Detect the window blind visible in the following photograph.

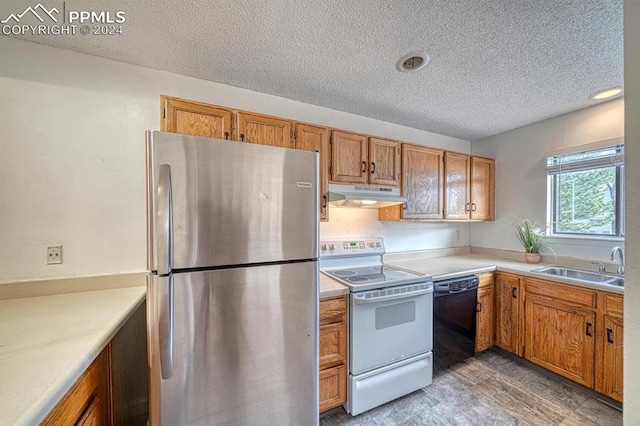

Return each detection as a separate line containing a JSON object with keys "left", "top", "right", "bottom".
{"left": 547, "top": 144, "right": 624, "bottom": 175}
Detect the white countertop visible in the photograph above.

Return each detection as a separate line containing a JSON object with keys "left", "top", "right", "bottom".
{"left": 319, "top": 273, "right": 350, "bottom": 298}
{"left": 320, "top": 253, "right": 624, "bottom": 296}
{"left": 0, "top": 286, "right": 146, "bottom": 426}
{"left": 388, "top": 254, "right": 624, "bottom": 294}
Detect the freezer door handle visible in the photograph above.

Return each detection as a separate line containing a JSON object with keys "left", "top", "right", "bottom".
{"left": 159, "top": 274, "right": 174, "bottom": 379}
{"left": 157, "top": 164, "right": 173, "bottom": 276}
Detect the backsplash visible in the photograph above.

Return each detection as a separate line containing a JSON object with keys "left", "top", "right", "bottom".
{"left": 319, "top": 208, "right": 470, "bottom": 253}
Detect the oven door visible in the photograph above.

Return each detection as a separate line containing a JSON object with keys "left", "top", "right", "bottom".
{"left": 350, "top": 284, "right": 433, "bottom": 375}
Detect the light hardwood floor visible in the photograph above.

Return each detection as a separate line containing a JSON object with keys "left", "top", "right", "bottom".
{"left": 321, "top": 350, "right": 622, "bottom": 426}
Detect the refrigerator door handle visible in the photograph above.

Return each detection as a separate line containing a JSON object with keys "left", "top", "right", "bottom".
{"left": 159, "top": 274, "right": 174, "bottom": 379}
{"left": 157, "top": 164, "right": 174, "bottom": 276}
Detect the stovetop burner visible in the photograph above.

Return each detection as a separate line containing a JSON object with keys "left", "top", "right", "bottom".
{"left": 319, "top": 237, "right": 432, "bottom": 292}
{"left": 323, "top": 264, "right": 427, "bottom": 291}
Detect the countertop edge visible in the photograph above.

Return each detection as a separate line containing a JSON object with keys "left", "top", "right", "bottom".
{"left": 13, "top": 288, "right": 146, "bottom": 426}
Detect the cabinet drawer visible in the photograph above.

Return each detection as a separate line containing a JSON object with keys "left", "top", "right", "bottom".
{"left": 477, "top": 272, "right": 494, "bottom": 289}
{"left": 604, "top": 293, "right": 623, "bottom": 318}
{"left": 319, "top": 365, "right": 347, "bottom": 413}
{"left": 525, "top": 278, "right": 596, "bottom": 309}
{"left": 320, "top": 322, "right": 347, "bottom": 369}
{"left": 320, "top": 296, "right": 347, "bottom": 325}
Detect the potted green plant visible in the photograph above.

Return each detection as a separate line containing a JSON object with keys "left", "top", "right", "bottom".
{"left": 514, "top": 219, "right": 544, "bottom": 263}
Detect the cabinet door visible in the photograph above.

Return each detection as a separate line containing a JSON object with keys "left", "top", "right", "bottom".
{"left": 319, "top": 296, "right": 347, "bottom": 413}
{"left": 369, "top": 138, "right": 400, "bottom": 187}
{"left": 444, "top": 152, "right": 470, "bottom": 219}
{"left": 236, "top": 111, "right": 293, "bottom": 148}
{"left": 320, "top": 322, "right": 347, "bottom": 370}
{"left": 475, "top": 273, "right": 495, "bottom": 353}
{"left": 469, "top": 156, "right": 495, "bottom": 221}
{"left": 319, "top": 365, "right": 347, "bottom": 413}
{"left": 330, "top": 131, "right": 368, "bottom": 184}
{"left": 495, "top": 273, "right": 521, "bottom": 356}
{"left": 524, "top": 296, "right": 595, "bottom": 387}
{"left": 402, "top": 144, "right": 444, "bottom": 219}
{"left": 161, "top": 96, "right": 233, "bottom": 140}
{"left": 295, "top": 123, "right": 329, "bottom": 221}
{"left": 603, "top": 316, "right": 623, "bottom": 402}
{"left": 111, "top": 302, "right": 148, "bottom": 425}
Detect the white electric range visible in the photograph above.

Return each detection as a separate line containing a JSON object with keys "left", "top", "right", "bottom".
{"left": 320, "top": 237, "right": 434, "bottom": 416}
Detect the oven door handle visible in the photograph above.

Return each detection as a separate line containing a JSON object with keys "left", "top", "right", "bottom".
{"left": 353, "top": 288, "right": 432, "bottom": 304}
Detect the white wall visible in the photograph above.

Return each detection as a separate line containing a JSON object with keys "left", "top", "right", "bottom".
{"left": 0, "top": 37, "right": 469, "bottom": 284}
{"left": 470, "top": 99, "right": 624, "bottom": 260}
{"left": 320, "top": 208, "right": 469, "bottom": 253}
{"left": 623, "top": 0, "right": 640, "bottom": 423}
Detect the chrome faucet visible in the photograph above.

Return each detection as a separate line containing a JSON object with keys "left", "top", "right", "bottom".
{"left": 610, "top": 246, "right": 624, "bottom": 275}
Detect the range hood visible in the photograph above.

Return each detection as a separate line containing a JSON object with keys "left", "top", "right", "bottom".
{"left": 328, "top": 184, "right": 407, "bottom": 209}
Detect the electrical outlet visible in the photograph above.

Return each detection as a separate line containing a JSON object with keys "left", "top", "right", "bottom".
{"left": 47, "top": 245, "right": 62, "bottom": 264}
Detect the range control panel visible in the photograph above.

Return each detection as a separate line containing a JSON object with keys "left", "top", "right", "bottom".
{"left": 320, "top": 237, "right": 385, "bottom": 257}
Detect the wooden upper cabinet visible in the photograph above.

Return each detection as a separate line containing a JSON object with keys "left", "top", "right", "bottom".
{"left": 369, "top": 138, "right": 400, "bottom": 186}
{"left": 236, "top": 111, "right": 294, "bottom": 148}
{"left": 295, "top": 123, "right": 330, "bottom": 221}
{"left": 443, "top": 152, "right": 470, "bottom": 220}
{"left": 470, "top": 156, "right": 495, "bottom": 221}
{"left": 161, "top": 95, "right": 233, "bottom": 140}
{"left": 331, "top": 130, "right": 369, "bottom": 184}
{"left": 402, "top": 143, "right": 444, "bottom": 219}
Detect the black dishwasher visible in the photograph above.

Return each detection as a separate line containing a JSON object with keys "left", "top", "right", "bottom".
{"left": 433, "top": 275, "right": 479, "bottom": 371}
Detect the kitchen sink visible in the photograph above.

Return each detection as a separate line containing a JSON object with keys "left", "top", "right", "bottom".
{"left": 532, "top": 266, "right": 624, "bottom": 287}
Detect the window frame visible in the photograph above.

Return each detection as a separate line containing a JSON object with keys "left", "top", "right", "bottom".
{"left": 547, "top": 143, "right": 625, "bottom": 238}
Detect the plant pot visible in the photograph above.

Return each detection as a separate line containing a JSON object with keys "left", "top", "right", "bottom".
{"left": 524, "top": 253, "right": 541, "bottom": 264}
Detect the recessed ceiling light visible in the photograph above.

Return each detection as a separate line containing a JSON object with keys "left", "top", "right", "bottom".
{"left": 592, "top": 87, "right": 623, "bottom": 100}
{"left": 396, "top": 51, "right": 429, "bottom": 73}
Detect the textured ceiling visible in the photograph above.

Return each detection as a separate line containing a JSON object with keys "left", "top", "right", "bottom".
{"left": 1, "top": 0, "right": 623, "bottom": 140}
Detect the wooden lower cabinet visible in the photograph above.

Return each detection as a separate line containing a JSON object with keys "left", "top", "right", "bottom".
{"left": 524, "top": 278, "right": 597, "bottom": 388}
{"left": 42, "top": 349, "right": 110, "bottom": 425}
{"left": 601, "top": 316, "right": 624, "bottom": 402}
{"left": 494, "top": 272, "right": 523, "bottom": 356}
{"left": 475, "top": 273, "right": 494, "bottom": 353}
{"left": 319, "top": 365, "right": 347, "bottom": 413}
{"left": 42, "top": 302, "right": 148, "bottom": 425}
{"left": 524, "top": 296, "right": 595, "bottom": 387}
{"left": 319, "top": 295, "right": 347, "bottom": 413}
{"left": 597, "top": 293, "right": 624, "bottom": 402}
{"left": 490, "top": 274, "right": 623, "bottom": 402}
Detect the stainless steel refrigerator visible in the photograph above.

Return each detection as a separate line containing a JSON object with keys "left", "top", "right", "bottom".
{"left": 146, "top": 131, "right": 319, "bottom": 425}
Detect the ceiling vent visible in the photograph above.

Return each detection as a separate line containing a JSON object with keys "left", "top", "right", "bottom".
{"left": 396, "top": 51, "right": 429, "bottom": 73}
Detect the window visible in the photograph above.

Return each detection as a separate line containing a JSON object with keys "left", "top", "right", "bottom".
{"left": 547, "top": 144, "right": 624, "bottom": 237}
